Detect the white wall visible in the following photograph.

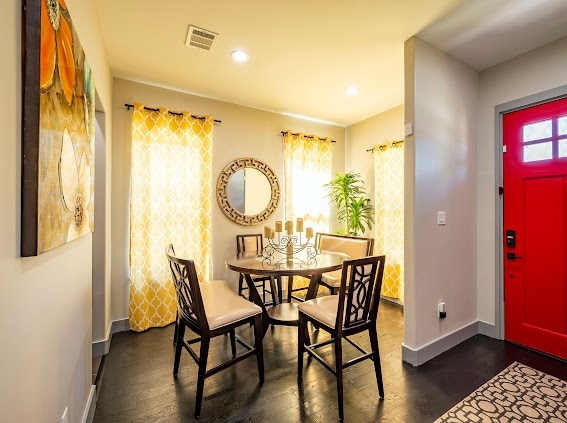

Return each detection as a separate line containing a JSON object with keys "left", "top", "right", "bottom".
{"left": 92, "top": 112, "right": 109, "bottom": 345}
{"left": 111, "top": 78, "right": 345, "bottom": 322}
{"left": 477, "top": 36, "right": 567, "bottom": 327}
{"left": 345, "top": 105, "right": 404, "bottom": 237}
{"left": 404, "top": 38, "right": 479, "bottom": 353}
{"left": 0, "top": 0, "right": 112, "bottom": 421}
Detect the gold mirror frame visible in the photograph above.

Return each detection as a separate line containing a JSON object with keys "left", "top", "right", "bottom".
{"left": 216, "top": 157, "right": 280, "bottom": 226}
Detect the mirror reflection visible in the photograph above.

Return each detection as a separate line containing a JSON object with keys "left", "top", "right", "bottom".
{"left": 227, "top": 168, "right": 272, "bottom": 215}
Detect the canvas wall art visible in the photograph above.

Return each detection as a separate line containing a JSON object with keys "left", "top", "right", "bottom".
{"left": 22, "top": 0, "right": 95, "bottom": 256}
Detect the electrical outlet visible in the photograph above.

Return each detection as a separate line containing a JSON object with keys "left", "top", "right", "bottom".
{"left": 61, "top": 407, "right": 68, "bottom": 423}
{"left": 438, "top": 302, "right": 446, "bottom": 319}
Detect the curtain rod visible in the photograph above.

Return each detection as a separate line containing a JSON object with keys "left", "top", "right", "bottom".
{"left": 124, "top": 103, "right": 221, "bottom": 124}
{"left": 280, "top": 131, "right": 336, "bottom": 143}
{"left": 366, "top": 139, "right": 404, "bottom": 152}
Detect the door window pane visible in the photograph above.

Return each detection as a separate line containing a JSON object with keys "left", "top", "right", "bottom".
{"left": 523, "top": 120, "right": 552, "bottom": 142}
{"left": 559, "top": 139, "right": 567, "bottom": 158}
{"left": 523, "top": 142, "right": 552, "bottom": 162}
{"left": 558, "top": 116, "right": 567, "bottom": 136}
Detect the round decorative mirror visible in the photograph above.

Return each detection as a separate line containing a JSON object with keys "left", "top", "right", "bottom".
{"left": 216, "top": 157, "right": 280, "bottom": 225}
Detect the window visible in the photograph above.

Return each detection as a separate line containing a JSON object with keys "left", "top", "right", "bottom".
{"left": 283, "top": 132, "right": 332, "bottom": 236}
{"left": 522, "top": 116, "right": 567, "bottom": 162}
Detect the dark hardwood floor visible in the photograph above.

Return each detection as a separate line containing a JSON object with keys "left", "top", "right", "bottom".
{"left": 93, "top": 301, "right": 566, "bottom": 422}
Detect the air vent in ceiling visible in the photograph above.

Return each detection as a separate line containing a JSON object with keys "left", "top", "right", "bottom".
{"left": 185, "top": 25, "right": 218, "bottom": 50}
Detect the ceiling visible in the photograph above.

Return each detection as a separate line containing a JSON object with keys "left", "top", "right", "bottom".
{"left": 94, "top": 0, "right": 567, "bottom": 127}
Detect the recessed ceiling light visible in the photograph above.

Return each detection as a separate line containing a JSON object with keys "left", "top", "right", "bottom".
{"left": 231, "top": 50, "right": 248, "bottom": 62}
{"left": 346, "top": 86, "right": 359, "bottom": 96}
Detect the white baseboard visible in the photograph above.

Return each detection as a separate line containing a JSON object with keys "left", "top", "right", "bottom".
{"left": 402, "top": 320, "right": 479, "bottom": 366}
{"left": 82, "top": 385, "right": 96, "bottom": 423}
{"left": 92, "top": 318, "right": 130, "bottom": 357}
{"left": 111, "top": 318, "right": 130, "bottom": 335}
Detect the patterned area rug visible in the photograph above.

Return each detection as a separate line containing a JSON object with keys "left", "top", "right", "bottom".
{"left": 435, "top": 361, "right": 567, "bottom": 422}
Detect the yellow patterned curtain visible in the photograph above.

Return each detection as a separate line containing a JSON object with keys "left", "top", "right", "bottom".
{"left": 374, "top": 142, "right": 404, "bottom": 302}
{"left": 129, "top": 103, "right": 213, "bottom": 332}
{"left": 283, "top": 131, "right": 332, "bottom": 234}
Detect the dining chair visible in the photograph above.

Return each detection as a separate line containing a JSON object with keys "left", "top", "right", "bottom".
{"left": 166, "top": 244, "right": 264, "bottom": 418}
{"left": 236, "top": 234, "right": 274, "bottom": 304}
{"left": 314, "top": 232, "right": 374, "bottom": 295}
{"left": 297, "top": 255, "right": 386, "bottom": 421}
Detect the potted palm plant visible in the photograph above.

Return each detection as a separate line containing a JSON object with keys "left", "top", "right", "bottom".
{"left": 323, "top": 171, "right": 374, "bottom": 236}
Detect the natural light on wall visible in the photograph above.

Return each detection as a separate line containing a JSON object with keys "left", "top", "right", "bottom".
{"left": 283, "top": 131, "right": 332, "bottom": 236}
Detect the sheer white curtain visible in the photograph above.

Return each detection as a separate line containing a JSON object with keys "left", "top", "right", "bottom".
{"left": 283, "top": 131, "right": 332, "bottom": 235}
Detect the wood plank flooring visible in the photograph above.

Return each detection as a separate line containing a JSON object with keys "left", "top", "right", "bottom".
{"left": 93, "top": 301, "right": 566, "bottom": 422}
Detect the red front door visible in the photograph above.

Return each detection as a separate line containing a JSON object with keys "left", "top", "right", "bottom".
{"left": 503, "top": 97, "right": 567, "bottom": 360}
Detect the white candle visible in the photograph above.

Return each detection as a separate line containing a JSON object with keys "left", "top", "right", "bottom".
{"left": 285, "top": 220, "right": 293, "bottom": 235}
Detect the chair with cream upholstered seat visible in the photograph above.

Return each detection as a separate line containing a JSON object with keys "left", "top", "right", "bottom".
{"left": 315, "top": 233, "right": 374, "bottom": 295}
{"left": 166, "top": 244, "right": 264, "bottom": 418}
{"left": 298, "top": 255, "right": 386, "bottom": 421}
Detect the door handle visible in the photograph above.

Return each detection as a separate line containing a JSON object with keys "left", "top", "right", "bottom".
{"left": 507, "top": 252, "right": 523, "bottom": 260}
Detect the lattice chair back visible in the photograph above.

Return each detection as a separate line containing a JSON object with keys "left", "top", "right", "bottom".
{"left": 166, "top": 244, "right": 208, "bottom": 331}
{"left": 336, "top": 255, "right": 386, "bottom": 330}
{"left": 236, "top": 234, "right": 263, "bottom": 254}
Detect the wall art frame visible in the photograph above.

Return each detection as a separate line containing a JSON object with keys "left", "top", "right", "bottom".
{"left": 21, "top": 0, "right": 96, "bottom": 256}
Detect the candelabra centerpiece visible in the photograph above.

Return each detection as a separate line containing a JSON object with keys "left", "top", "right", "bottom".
{"left": 262, "top": 218, "right": 318, "bottom": 265}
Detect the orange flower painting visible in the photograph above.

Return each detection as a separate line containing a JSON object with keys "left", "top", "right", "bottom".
{"left": 21, "top": 0, "right": 95, "bottom": 256}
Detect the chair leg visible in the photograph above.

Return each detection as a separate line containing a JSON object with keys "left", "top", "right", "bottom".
{"left": 276, "top": 276, "right": 283, "bottom": 304}
{"left": 173, "top": 311, "right": 179, "bottom": 346}
{"left": 238, "top": 273, "right": 245, "bottom": 297}
{"left": 173, "top": 322, "right": 186, "bottom": 376}
{"left": 230, "top": 329, "right": 236, "bottom": 357}
{"left": 335, "top": 336, "right": 344, "bottom": 421}
{"left": 297, "top": 314, "right": 306, "bottom": 377}
{"left": 194, "top": 337, "right": 210, "bottom": 418}
{"left": 261, "top": 280, "right": 266, "bottom": 304}
{"left": 369, "top": 326, "right": 385, "bottom": 398}
{"left": 287, "top": 275, "right": 294, "bottom": 303}
{"left": 253, "top": 314, "right": 264, "bottom": 383}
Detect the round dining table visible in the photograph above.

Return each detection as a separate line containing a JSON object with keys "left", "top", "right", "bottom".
{"left": 225, "top": 250, "right": 347, "bottom": 337}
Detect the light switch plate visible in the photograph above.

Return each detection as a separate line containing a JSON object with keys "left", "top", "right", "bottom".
{"left": 404, "top": 123, "right": 413, "bottom": 136}
{"left": 437, "top": 211, "right": 446, "bottom": 226}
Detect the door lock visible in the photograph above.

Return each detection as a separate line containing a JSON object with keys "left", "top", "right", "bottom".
{"left": 507, "top": 252, "right": 523, "bottom": 260}
{"left": 506, "top": 230, "right": 516, "bottom": 248}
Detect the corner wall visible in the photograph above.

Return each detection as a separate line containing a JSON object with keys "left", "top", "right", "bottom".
{"left": 111, "top": 78, "right": 345, "bottom": 322}
{"left": 0, "top": 0, "right": 112, "bottom": 421}
{"left": 403, "top": 37, "right": 479, "bottom": 365}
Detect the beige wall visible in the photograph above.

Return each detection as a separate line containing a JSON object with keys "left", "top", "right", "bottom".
{"left": 111, "top": 78, "right": 345, "bottom": 321}
{"left": 0, "top": 0, "right": 112, "bottom": 422}
{"left": 345, "top": 105, "right": 404, "bottom": 237}
{"left": 476, "top": 36, "right": 567, "bottom": 327}
{"left": 404, "top": 38, "right": 479, "bottom": 353}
